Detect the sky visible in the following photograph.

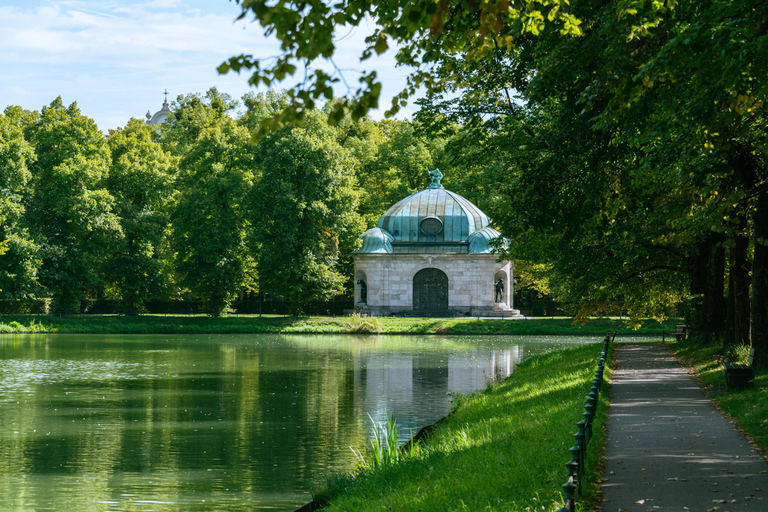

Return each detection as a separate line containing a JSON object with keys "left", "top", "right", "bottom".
{"left": 0, "top": 0, "right": 413, "bottom": 132}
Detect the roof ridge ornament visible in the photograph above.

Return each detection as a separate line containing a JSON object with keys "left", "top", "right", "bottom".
{"left": 428, "top": 168, "right": 444, "bottom": 189}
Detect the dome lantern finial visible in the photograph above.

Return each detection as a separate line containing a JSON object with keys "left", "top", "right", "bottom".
{"left": 428, "top": 169, "right": 444, "bottom": 189}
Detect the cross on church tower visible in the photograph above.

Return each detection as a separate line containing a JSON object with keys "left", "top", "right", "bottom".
{"left": 163, "top": 89, "right": 169, "bottom": 102}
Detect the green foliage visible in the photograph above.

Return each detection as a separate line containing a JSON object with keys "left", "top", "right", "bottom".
{"left": 356, "top": 120, "right": 437, "bottom": 225}
{"left": 253, "top": 110, "right": 364, "bottom": 312}
{"left": 25, "top": 98, "right": 121, "bottom": 313}
{"left": 351, "top": 412, "right": 408, "bottom": 471}
{"left": 223, "top": 0, "right": 583, "bottom": 137}
{"left": 160, "top": 88, "right": 239, "bottom": 155}
{"left": 0, "top": 111, "right": 40, "bottom": 298}
{"left": 105, "top": 119, "right": 176, "bottom": 314}
{"left": 171, "top": 106, "right": 255, "bottom": 316}
{"left": 347, "top": 312, "right": 381, "bottom": 334}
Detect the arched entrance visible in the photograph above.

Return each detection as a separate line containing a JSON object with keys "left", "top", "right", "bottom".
{"left": 413, "top": 268, "right": 449, "bottom": 312}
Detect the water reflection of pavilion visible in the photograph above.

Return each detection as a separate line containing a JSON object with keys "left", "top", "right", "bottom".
{"left": 351, "top": 346, "right": 522, "bottom": 433}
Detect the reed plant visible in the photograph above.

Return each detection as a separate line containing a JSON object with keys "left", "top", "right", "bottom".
{"left": 351, "top": 412, "right": 415, "bottom": 471}
{"left": 347, "top": 312, "right": 382, "bottom": 334}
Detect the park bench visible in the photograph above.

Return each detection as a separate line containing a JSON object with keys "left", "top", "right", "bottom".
{"left": 724, "top": 347, "right": 756, "bottom": 391}
{"left": 674, "top": 324, "right": 688, "bottom": 341}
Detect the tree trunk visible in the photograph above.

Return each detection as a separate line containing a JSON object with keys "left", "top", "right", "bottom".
{"left": 698, "top": 234, "right": 726, "bottom": 344}
{"left": 686, "top": 239, "right": 709, "bottom": 340}
{"left": 751, "top": 191, "right": 768, "bottom": 366}
{"left": 725, "top": 275, "right": 735, "bottom": 345}
{"left": 726, "top": 220, "right": 751, "bottom": 347}
{"left": 691, "top": 240, "right": 709, "bottom": 296}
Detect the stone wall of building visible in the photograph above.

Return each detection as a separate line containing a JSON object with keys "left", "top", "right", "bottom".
{"left": 353, "top": 253, "right": 518, "bottom": 316}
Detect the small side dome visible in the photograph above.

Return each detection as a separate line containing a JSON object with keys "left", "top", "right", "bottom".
{"left": 468, "top": 227, "right": 507, "bottom": 254}
{"left": 354, "top": 227, "right": 394, "bottom": 254}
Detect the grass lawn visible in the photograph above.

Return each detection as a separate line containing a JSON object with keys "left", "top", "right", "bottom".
{"left": 0, "top": 314, "right": 678, "bottom": 336}
{"left": 669, "top": 340, "right": 768, "bottom": 452}
{"left": 313, "top": 341, "right": 611, "bottom": 512}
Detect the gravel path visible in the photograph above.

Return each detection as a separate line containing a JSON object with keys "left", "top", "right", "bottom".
{"left": 601, "top": 344, "right": 768, "bottom": 511}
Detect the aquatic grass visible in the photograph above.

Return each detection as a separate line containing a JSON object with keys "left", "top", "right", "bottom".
{"left": 346, "top": 313, "right": 382, "bottom": 334}
{"left": 351, "top": 412, "right": 405, "bottom": 471}
{"left": 316, "top": 342, "right": 610, "bottom": 512}
{"left": 0, "top": 319, "right": 49, "bottom": 333}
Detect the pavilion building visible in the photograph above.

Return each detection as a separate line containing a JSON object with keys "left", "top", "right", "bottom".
{"left": 352, "top": 171, "right": 522, "bottom": 317}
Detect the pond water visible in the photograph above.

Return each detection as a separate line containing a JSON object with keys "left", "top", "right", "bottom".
{"left": 0, "top": 333, "right": 598, "bottom": 511}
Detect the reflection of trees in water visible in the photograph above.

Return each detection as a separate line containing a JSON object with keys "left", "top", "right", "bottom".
{"left": 0, "top": 335, "right": 530, "bottom": 510}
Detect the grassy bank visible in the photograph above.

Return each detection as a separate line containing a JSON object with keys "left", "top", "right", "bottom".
{"left": 313, "top": 342, "right": 611, "bottom": 512}
{"left": 670, "top": 340, "right": 768, "bottom": 452}
{"left": 0, "top": 314, "right": 677, "bottom": 335}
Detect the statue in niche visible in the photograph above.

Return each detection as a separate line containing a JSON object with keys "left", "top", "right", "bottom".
{"left": 357, "top": 279, "right": 367, "bottom": 303}
{"left": 494, "top": 277, "right": 505, "bottom": 303}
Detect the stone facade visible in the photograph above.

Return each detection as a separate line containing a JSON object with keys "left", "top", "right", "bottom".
{"left": 353, "top": 246, "right": 521, "bottom": 317}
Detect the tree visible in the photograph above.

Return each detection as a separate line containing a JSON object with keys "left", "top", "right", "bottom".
{"left": 400, "top": 0, "right": 767, "bottom": 351}
{"left": 105, "top": 119, "right": 176, "bottom": 314}
{"left": 221, "top": 0, "right": 583, "bottom": 137}
{"left": 160, "top": 88, "right": 240, "bottom": 156}
{"left": 253, "top": 110, "right": 364, "bottom": 313}
{"left": 170, "top": 109, "right": 255, "bottom": 316}
{"left": 0, "top": 110, "right": 40, "bottom": 299}
{"left": 24, "top": 98, "right": 121, "bottom": 313}
{"left": 354, "top": 120, "right": 440, "bottom": 225}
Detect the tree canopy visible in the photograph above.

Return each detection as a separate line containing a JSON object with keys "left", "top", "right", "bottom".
{"left": 221, "top": 0, "right": 768, "bottom": 362}
{"left": 0, "top": 90, "right": 444, "bottom": 315}
{"left": 221, "top": 0, "right": 583, "bottom": 137}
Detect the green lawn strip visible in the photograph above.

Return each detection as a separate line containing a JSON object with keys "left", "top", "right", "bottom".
{"left": 669, "top": 340, "right": 768, "bottom": 452}
{"left": 315, "top": 343, "right": 609, "bottom": 512}
{"left": 0, "top": 315, "right": 678, "bottom": 335}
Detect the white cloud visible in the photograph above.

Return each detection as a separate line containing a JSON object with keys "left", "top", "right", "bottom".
{"left": 0, "top": 1, "right": 416, "bottom": 130}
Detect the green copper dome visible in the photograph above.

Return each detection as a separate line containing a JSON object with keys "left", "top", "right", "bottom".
{"left": 355, "top": 173, "right": 505, "bottom": 255}
{"left": 376, "top": 187, "right": 490, "bottom": 243}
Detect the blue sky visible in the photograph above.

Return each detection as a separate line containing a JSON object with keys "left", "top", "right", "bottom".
{"left": 0, "top": 0, "right": 411, "bottom": 131}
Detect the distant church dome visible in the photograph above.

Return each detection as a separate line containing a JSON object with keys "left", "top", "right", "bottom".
{"left": 146, "top": 90, "right": 171, "bottom": 126}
